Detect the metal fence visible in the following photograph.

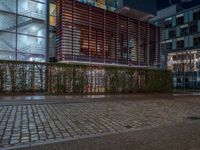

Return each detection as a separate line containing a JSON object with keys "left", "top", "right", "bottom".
{"left": 0, "top": 61, "right": 172, "bottom": 94}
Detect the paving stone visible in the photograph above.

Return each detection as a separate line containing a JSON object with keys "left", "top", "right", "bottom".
{"left": 1, "top": 99, "right": 200, "bottom": 148}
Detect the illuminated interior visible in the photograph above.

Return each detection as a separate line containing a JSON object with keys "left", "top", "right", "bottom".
{"left": 168, "top": 50, "right": 200, "bottom": 88}
{"left": 0, "top": 0, "right": 47, "bottom": 62}
{"left": 49, "top": 3, "right": 56, "bottom": 26}
{"left": 168, "top": 50, "right": 200, "bottom": 72}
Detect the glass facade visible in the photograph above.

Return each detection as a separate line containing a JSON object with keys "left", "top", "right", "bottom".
{"left": 0, "top": 0, "right": 47, "bottom": 62}
{"left": 152, "top": 6, "right": 200, "bottom": 90}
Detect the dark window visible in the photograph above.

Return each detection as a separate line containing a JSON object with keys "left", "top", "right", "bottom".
{"left": 194, "top": 36, "right": 200, "bottom": 46}
{"left": 173, "top": 64, "right": 177, "bottom": 71}
{"left": 173, "top": 55, "right": 177, "bottom": 61}
{"left": 180, "top": 27, "right": 188, "bottom": 36}
{"left": 193, "top": 10, "right": 200, "bottom": 21}
{"left": 176, "top": 40, "right": 184, "bottom": 49}
{"left": 189, "top": 23, "right": 198, "bottom": 34}
{"left": 166, "top": 42, "right": 172, "bottom": 49}
{"left": 169, "top": 30, "right": 176, "bottom": 38}
{"left": 161, "top": 43, "right": 165, "bottom": 50}
{"left": 176, "top": 16, "right": 184, "bottom": 25}
{"left": 165, "top": 20, "right": 172, "bottom": 28}
{"left": 193, "top": 12, "right": 198, "bottom": 20}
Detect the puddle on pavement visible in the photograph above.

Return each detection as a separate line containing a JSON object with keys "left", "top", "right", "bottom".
{"left": 124, "top": 125, "right": 133, "bottom": 129}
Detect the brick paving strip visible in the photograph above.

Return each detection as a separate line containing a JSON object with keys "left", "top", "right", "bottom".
{"left": 1, "top": 98, "right": 200, "bottom": 149}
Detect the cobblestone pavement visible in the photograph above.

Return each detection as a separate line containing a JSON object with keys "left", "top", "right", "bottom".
{"left": 1, "top": 98, "right": 200, "bottom": 149}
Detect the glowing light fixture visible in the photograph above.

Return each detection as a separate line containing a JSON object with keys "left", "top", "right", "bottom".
{"left": 31, "top": 26, "right": 37, "bottom": 32}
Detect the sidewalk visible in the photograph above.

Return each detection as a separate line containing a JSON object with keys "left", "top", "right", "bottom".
{"left": 0, "top": 94, "right": 200, "bottom": 149}
{"left": 0, "top": 93, "right": 199, "bottom": 105}
{"left": 11, "top": 121, "right": 200, "bottom": 150}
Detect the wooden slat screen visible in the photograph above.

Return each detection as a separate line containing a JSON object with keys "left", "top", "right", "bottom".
{"left": 57, "top": 0, "right": 161, "bottom": 67}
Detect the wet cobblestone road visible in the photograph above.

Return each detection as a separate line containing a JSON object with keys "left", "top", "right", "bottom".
{"left": 1, "top": 97, "right": 200, "bottom": 149}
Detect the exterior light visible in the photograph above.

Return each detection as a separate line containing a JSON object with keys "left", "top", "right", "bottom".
{"left": 31, "top": 26, "right": 37, "bottom": 32}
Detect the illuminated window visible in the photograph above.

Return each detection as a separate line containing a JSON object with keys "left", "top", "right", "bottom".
{"left": 0, "top": 0, "right": 47, "bottom": 62}
{"left": 50, "top": 3, "right": 56, "bottom": 26}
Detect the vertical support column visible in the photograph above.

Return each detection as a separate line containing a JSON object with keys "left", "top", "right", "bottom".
{"left": 147, "top": 23, "right": 150, "bottom": 67}
{"left": 137, "top": 21, "right": 140, "bottom": 66}
{"left": 46, "top": 0, "right": 50, "bottom": 62}
{"left": 16, "top": 0, "right": 18, "bottom": 61}
{"left": 87, "top": 5, "right": 90, "bottom": 62}
{"left": 155, "top": 26, "right": 159, "bottom": 68}
{"left": 116, "top": 14, "right": 119, "bottom": 64}
{"left": 127, "top": 18, "right": 129, "bottom": 65}
{"left": 158, "top": 27, "right": 162, "bottom": 68}
{"left": 56, "top": 0, "right": 63, "bottom": 61}
{"left": 103, "top": 10, "right": 106, "bottom": 63}
{"left": 72, "top": 0, "right": 75, "bottom": 61}
{"left": 89, "top": 5, "right": 92, "bottom": 62}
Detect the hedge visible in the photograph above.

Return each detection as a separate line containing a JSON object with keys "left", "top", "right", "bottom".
{"left": 0, "top": 60, "right": 172, "bottom": 94}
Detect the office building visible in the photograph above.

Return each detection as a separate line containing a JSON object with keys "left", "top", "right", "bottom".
{"left": 56, "top": 0, "right": 161, "bottom": 67}
{"left": 0, "top": 0, "right": 48, "bottom": 62}
{"left": 0, "top": 0, "right": 161, "bottom": 69}
{"left": 151, "top": 5, "right": 200, "bottom": 89}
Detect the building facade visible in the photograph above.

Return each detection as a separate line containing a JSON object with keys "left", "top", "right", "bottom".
{"left": 48, "top": 0, "right": 123, "bottom": 61}
{"left": 78, "top": 0, "right": 122, "bottom": 11}
{"left": 0, "top": 0, "right": 48, "bottom": 62}
{"left": 0, "top": 0, "right": 161, "bottom": 69}
{"left": 56, "top": 0, "right": 161, "bottom": 67}
{"left": 0, "top": 0, "right": 169, "bottom": 94}
{"left": 151, "top": 5, "right": 200, "bottom": 89}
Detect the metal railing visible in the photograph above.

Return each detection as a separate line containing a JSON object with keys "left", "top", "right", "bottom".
{"left": 19, "top": 9, "right": 46, "bottom": 20}
{"left": 0, "top": 38, "right": 15, "bottom": 50}
{"left": 0, "top": 0, "right": 14, "bottom": 12}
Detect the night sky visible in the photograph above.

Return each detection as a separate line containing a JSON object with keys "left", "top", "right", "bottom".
{"left": 157, "top": 0, "right": 200, "bottom": 10}
{"left": 123, "top": 0, "right": 157, "bottom": 14}
{"left": 124, "top": 0, "right": 200, "bottom": 14}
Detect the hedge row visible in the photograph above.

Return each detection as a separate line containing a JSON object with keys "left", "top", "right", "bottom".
{"left": 0, "top": 60, "right": 172, "bottom": 94}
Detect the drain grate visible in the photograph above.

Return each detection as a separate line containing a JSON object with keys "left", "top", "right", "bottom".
{"left": 186, "top": 116, "right": 200, "bottom": 120}
{"left": 124, "top": 125, "right": 132, "bottom": 129}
